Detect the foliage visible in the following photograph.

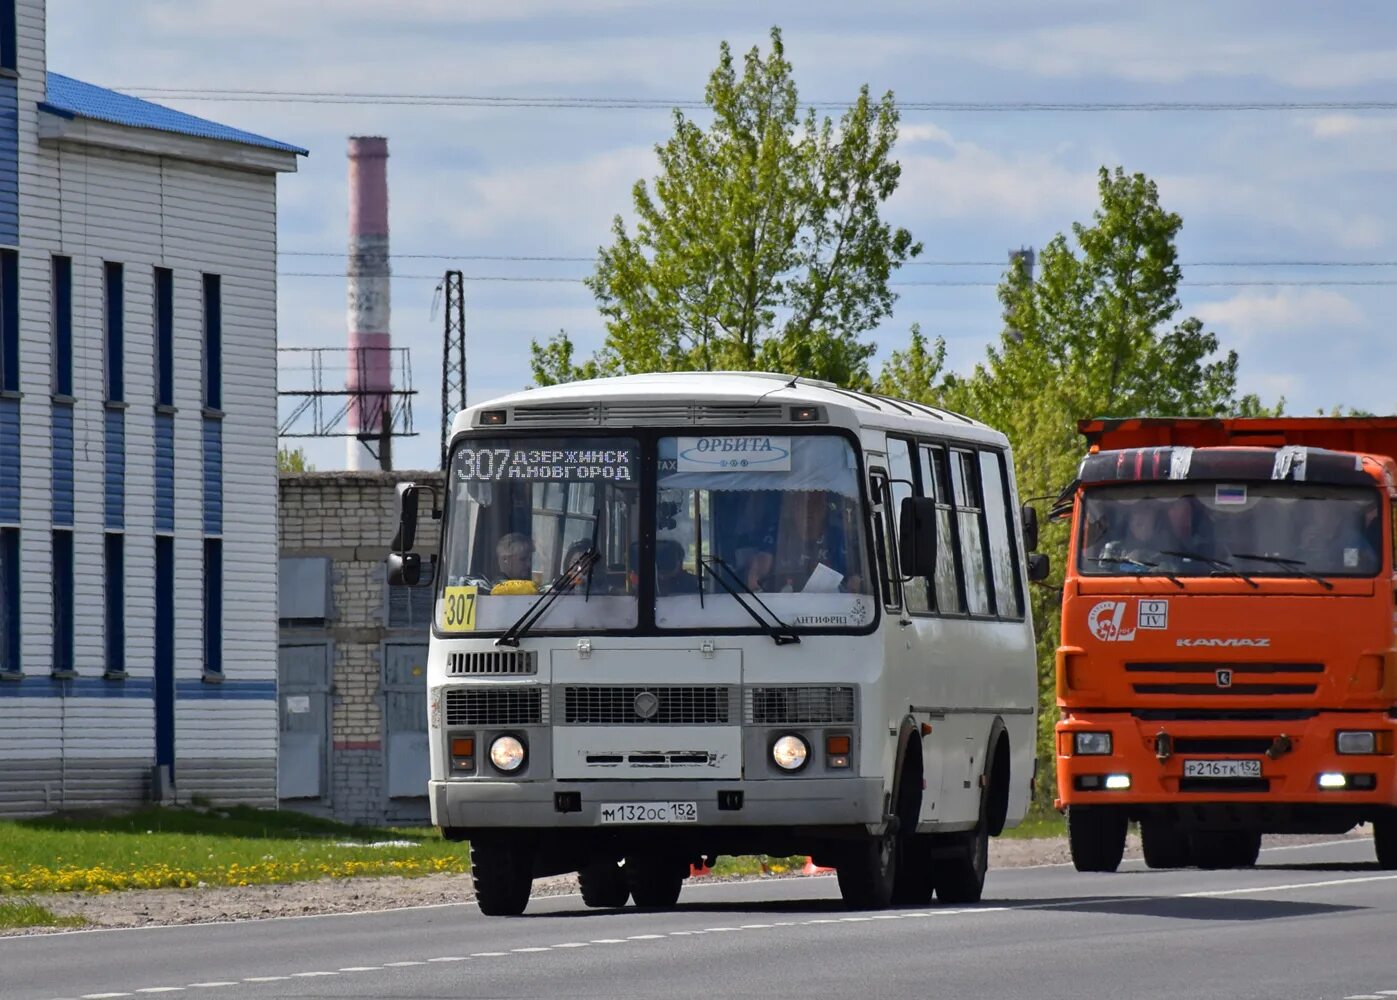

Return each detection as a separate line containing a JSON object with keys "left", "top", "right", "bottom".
{"left": 532, "top": 27, "right": 920, "bottom": 388}
{"left": 0, "top": 898, "right": 85, "bottom": 930}
{"left": 877, "top": 167, "right": 1281, "bottom": 790}
{"left": 278, "top": 446, "right": 314, "bottom": 473}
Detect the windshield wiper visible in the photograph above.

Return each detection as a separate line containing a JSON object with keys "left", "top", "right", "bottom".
{"left": 1231, "top": 552, "right": 1335, "bottom": 591}
{"left": 1085, "top": 554, "right": 1184, "bottom": 589}
{"left": 698, "top": 555, "right": 800, "bottom": 645}
{"left": 1158, "top": 549, "right": 1259, "bottom": 589}
{"left": 495, "top": 547, "right": 599, "bottom": 648}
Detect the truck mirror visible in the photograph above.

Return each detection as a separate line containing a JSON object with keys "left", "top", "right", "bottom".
{"left": 393, "top": 482, "right": 421, "bottom": 552}
{"left": 1021, "top": 504, "right": 1039, "bottom": 552}
{"left": 899, "top": 496, "right": 939, "bottom": 578}
{"left": 388, "top": 551, "right": 435, "bottom": 588}
{"left": 1027, "top": 552, "right": 1050, "bottom": 583}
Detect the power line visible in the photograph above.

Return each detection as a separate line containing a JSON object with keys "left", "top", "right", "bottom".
{"left": 121, "top": 87, "right": 1397, "bottom": 113}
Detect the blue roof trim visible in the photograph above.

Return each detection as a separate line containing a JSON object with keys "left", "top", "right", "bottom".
{"left": 42, "top": 73, "right": 307, "bottom": 156}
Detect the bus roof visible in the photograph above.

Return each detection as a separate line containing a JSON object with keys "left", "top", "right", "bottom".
{"left": 453, "top": 371, "right": 1002, "bottom": 443}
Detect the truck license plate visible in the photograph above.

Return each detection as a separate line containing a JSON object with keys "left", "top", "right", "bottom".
{"left": 599, "top": 801, "right": 699, "bottom": 824}
{"left": 1183, "top": 759, "right": 1262, "bottom": 779}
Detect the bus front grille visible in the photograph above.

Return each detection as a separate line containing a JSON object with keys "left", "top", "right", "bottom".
{"left": 561, "top": 685, "right": 734, "bottom": 725}
{"left": 446, "top": 650, "right": 538, "bottom": 676}
{"left": 746, "top": 686, "right": 856, "bottom": 724}
{"left": 444, "top": 687, "right": 546, "bottom": 726}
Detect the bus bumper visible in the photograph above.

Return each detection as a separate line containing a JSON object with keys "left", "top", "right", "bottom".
{"left": 430, "top": 776, "right": 885, "bottom": 830}
{"left": 1055, "top": 711, "right": 1397, "bottom": 826}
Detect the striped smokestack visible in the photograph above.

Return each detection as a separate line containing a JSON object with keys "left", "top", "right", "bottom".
{"left": 346, "top": 136, "right": 392, "bottom": 470}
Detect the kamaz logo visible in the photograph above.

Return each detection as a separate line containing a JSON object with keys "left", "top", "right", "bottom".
{"left": 1175, "top": 638, "right": 1271, "bottom": 648}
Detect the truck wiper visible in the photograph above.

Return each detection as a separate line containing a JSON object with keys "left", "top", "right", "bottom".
{"left": 698, "top": 555, "right": 800, "bottom": 645}
{"left": 1158, "top": 549, "right": 1259, "bottom": 589}
{"left": 495, "top": 547, "right": 599, "bottom": 648}
{"left": 1084, "top": 554, "right": 1185, "bottom": 589}
{"left": 1231, "top": 552, "right": 1335, "bottom": 591}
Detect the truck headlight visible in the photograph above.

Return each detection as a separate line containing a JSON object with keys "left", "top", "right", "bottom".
{"left": 1336, "top": 731, "right": 1389, "bottom": 755}
{"left": 489, "top": 735, "right": 526, "bottom": 772}
{"left": 771, "top": 734, "right": 809, "bottom": 771}
{"left": 1074, "top": 732, "right": 1112, "bottom": 756}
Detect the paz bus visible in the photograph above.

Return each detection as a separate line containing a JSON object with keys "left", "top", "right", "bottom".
{"left": 1055, "top": 417, "right": 1397, "bottom": 871}
{"left": 389, "top": 372, "right": 1045, "bottom": 914}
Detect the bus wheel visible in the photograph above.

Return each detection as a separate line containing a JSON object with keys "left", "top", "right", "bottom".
{"left": 625, "top": 855, "right": 685, "bottom": 909}
{"left": 1067, "top": 806, "right": 1127, "bottom": 873}
{"left": 470, "top": 838, "right": 534, "bottom": 916}
{"left": 578, "top": 858, "right": 630, "bottom": 908}
{"left": 1375, "top": 813, "right": 1397, "bottom": 869}
{"left": 836, "top": 827, "right": 897, "bottom": 909}
{"left": 935, "top": 813, "right": 989, "bottom": 904}
{"left": 1191, "top": 831, "right": 1261, "bottom": 869}
{"left": 1140, "top": 820, "right": 1191, "bottom": 869}
{"left": 893, "top": 833, "right": 936, "bottom": 906}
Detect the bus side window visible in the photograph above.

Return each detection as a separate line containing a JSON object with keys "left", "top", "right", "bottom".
{"left": 869, "top": 469, "right": 901, "bottom": 611}
{"left": 921, "top": 445, "right": 964, "bottom": 614}
{"left": 887, "top": 438, "right": 928, "bottom": 614}
{"left": 978, "top": 450, "right": 1023, "bottom": 618}
{"left": 952, "top": 450, "right": 993, "bottom": 616}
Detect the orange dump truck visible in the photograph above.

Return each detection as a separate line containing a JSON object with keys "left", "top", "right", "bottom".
{"left": 1055, "top": 417, "right": 1397, "bottom": 871}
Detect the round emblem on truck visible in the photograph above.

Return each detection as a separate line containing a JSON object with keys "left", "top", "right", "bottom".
{"left": 633, "top": 691, "right": 660, "bottom": 720}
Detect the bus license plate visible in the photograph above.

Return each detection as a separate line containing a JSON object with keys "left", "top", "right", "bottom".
{"left": 599, "top": 802, "right": 699, "bottom": 824}
{"left": 1183, "top": 759, "right": 1262, "bottom": 779}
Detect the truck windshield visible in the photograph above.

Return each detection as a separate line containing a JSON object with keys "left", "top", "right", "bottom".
{"left": 1078, "top": 482, "right": 1383, "bottom": 578}
{"left": 439, "top": 437, "right": 640, "bottom": 632}
{"left": 653, "top": 434, "right": 875, "bottom": 630}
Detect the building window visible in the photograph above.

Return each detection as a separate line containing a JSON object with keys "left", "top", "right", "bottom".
{"left": 0, "top": 527, "right": 17, "bottom": 674}
{"left": 155, "top": 267, "right": 174, "bottom": 407}
{"left": 0, "top": 248, "right": 16, "bottom": 393}
{"left": 104, "top": 533, "right": 125, "bottom": 678}
{"left": 387, "top": 563, "right": 434, "bottom": 628}
{"left": 0, "top": 0, "right": 15, "bottom": 72}
{"left": 203, "top": 274, "right": 221, "bottom": 410}
{"left": 105, "top": 262, "right": 124, "bottom": 402}
{"left": 53, "top": 256, "right": 73, "bottom": 396}
{"left": 204, "top": 538, "right": 222, "bottom": 676}
{"left": 52, "top": 530, "right": 74, "bottom": 676}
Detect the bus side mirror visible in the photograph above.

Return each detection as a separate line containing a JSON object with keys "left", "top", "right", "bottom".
{"left": 388, "top": 551, "right": 436, "bottom": 588}
{"left": 393, "top": 482, "right": 423, "bottom": 552}
{"left": 1027, "top": 552, "right": 1050, "bottom": 583}
{"left": 1021, "top": 504, "right": 1039, "bottom": 552}
{"left": 899, "top": 496, "right": 939, "bottom": 578}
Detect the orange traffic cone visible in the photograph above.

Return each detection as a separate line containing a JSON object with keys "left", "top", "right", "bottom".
{"left": 801, "top": 856, "right": 833, "bottom": 875}
{"left": 689, "top": 859, "right": 712, "bottom": 877}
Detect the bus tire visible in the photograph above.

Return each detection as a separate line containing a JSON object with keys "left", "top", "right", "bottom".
{"left": 836, "top": 827, "right": 897, "bottom": 910}
{"left": 892, "top": 747, "right": 934, "bottom": 906}
{"left": 1140, "top": 819, "right": 1191, "bottom": 869}
{"left": 935, "top": 813, "right": 989, "bottom": 904}
{"left": 578, "top": 859, "right": 630, "bottom": 908}
{"left": 470, "top": 838, "right": 533, "bottom": 916}
{"left": 1067, "top": 806, "right": 1127, "bottom": 873}
{"left": 625, "top": 855, "right": 685, "bottom": 909}
{"left": 1375, "top": 813, "right": 1397, "bottom": 869}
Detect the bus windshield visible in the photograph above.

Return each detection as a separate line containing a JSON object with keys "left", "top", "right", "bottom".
{"left": 654, "top": 434, "right": 875, "bottom": 630}
{"left": 440, "top": 437, "right": 641, "bottom": 632}
{"left": 1078, "top": 481, "right": 1383, "bottom": 578}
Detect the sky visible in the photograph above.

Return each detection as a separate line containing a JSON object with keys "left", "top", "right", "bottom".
{"left": 48, "top": 0, "right": 1397, "bottom": 471}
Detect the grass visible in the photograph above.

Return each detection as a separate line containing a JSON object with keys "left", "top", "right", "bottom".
{"left": 0, "top": 805, "right": 468, "bottom": 894}
{"left": 1001, "top": 802, "right": 1066, "bottom": 840}
{"left": 0, "top": 899, "right": 86, "bottom": 930}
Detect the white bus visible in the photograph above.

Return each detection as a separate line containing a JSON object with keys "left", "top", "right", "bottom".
{"left": 390, "top": 372, "right": 1045, "bottom": 914}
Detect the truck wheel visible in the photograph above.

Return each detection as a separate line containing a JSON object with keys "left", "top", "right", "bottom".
{"left": 1141, "top": 820, "right": 1191, "bottom": 869}
{"left": 1067, "top": 806, "right": 1127, "bottom": 873}
{"left": 470, "top": 838, "right": 533, "bottom": 916}
{"left": 1375, "top": 814, "right": 1397, "bottom": 869}
{"left": 935, "top": 813, "right": 989, "bottom": 904}
{"left": 625, "top": 855, "right": 685, "bottom": 909}
{"left": 578, "top": 859, "right": 630, "bottom": 908}
{"left": 836, "top": 827, "right": 897, "bottom": 909}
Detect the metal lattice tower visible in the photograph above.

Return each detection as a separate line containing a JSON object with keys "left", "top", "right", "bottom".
{"left": 440, "top": 270, "right": 466, "bottom": 468}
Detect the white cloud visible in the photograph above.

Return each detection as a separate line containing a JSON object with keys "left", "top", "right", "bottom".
{"left": 1194, "top": 289, "right": 1364, "bottom": 340}
{"left": 1306, "top": 114, "right": 1397, "bottom": 140}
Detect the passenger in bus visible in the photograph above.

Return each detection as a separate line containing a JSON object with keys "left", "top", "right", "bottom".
{"left": 491, "top": 532, "right": 539, "bottom": 595}
{"left": 741, "top": 492, "right": 861, "bottom": 593}
{"left": 654, "top": 538, "right": 701, "bottom": 596}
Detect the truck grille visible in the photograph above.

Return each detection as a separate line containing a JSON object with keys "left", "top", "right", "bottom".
{"left": 444, "top": 687, "right": 546, "bottom": 726}
{"left": 1127, "top": 662, "right": 1321, "bottom": 697}
{"left": 746, "top": 686, "right": 856, "bottom": 724}
{"left": 561, "top": 685, "right": 733, "bottom": 725}
{"left": 446, "top": 650, "right": 537, "bottom": 676}
{"left": 1172, "top": 736, "right": 1277, "bottom": 755}
{"left": 1133, "top": 682, "right": 1318, "bottom": 696}
{"left": 1179, "top": 777, "right": 1270, "bottom": 793}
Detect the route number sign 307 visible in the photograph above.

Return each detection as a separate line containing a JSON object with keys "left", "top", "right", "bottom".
{"left": 441, "top": 585, "right": 478, "bottom": 632}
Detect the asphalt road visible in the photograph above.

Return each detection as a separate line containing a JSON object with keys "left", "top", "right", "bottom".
{"left": 3, "top": 838, "right": 1394, "bottom": 1000}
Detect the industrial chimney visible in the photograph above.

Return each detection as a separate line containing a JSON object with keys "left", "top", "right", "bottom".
{"left": 346, "top": 136, "right": 392, "bottom": 470}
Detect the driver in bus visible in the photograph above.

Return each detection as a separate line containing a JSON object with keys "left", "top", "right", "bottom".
{"left": 491, "top": 532, "right": 539, "bottom": 595}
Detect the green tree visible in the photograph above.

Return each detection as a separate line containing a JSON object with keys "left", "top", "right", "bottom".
{"left": 278, "top": 446, "right": 314, "bottom": 473}
{"left": 531, "top": 27, "right": 921, "bottom": 388}
{"left": 878, "top": 166, "right": 1280, "bottom": 787}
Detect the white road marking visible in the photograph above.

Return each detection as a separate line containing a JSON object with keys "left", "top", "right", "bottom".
{"left": 82, "top": 994, "right": 132, "bottom": 999}
{"left": 187, "top": 985, "right": 239, "bottom": 989}
{"left": 1184, "top": 874, "right": 1397, "bottom": 898}
{"left": 588, "top": 939, "right": 625, "bottom": 944}
{"left": 337, "top": 967, "right": 381, "bottom": 972}
{"left": 627, "top": 934, "right": 665, "bottom": 940}
{"left": 382, "top": 960, "right": 427, "bottom": 966}
{"left": 290, "top": 971, "right": 337, "bottom": 977}
{"left": 510, "top": 948, "right": 551, "bottom": 953}
{"left": 554, "top": 942, "right": 591, "bottom": 948}
{"left": 1344, "top": 995, "right": 1385, "bottom": 999}
{"left": 427, "top": 956, "right": 469, "bottom": 962}
{"left": 471, "top": 951, "right": 509, "bottom": 957}
{"left": 134, "top": 990, "right": 184, "bottom": 994}
{"left": 241, "top": 977, "right": 289, "bottom": 983}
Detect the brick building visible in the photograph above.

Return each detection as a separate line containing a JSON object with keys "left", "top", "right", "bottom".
{"left": 278, "top": 470, "right": 441, "bottom": 825}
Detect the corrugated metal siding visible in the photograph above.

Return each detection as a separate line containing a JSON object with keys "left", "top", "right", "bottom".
{"left": 153, "top": 411, "right": 174, "bottom": 533}
{"left": 51, "top": 402, "right": 72, "bottom": 525}
{"left": 0, "top": 76, "right": 17, "bottom": 245}
{"left": 0, "top": 395, "right": 17, "bottom": 523}
{"left": 103, "top": 406, "right": 124, "bottom": 529}
{"left": 202, "top": 417, "right": 222, "bottom": 534}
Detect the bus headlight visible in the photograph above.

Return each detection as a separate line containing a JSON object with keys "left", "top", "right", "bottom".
{"left": 1074, "top": 732, "right": 1112, "bottom": 756}
{"left": 771, "top": 734, "right": 809, "bottom": 772}
{"left": 489, "top": 735, "right": 526, "bottom": 772}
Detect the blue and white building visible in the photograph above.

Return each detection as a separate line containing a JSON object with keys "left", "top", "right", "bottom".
{"left": 0, "top": 0, "right": 304, "bottom": 816}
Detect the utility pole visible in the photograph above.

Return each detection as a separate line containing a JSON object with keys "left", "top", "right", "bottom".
{"left": 440, "top": 270, "right": 466, "bottom": 469}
